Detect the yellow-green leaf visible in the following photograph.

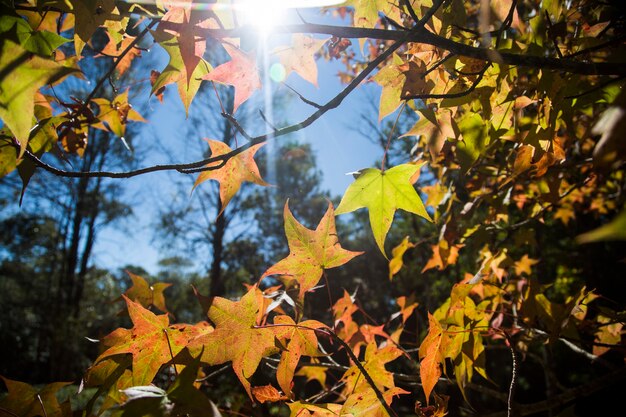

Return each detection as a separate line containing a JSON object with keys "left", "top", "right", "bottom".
{"left": 335, "top": 164, "right": 432, "bottom": 257}
{"left": 0, "top": 39, "right": 77, "bottom": 156}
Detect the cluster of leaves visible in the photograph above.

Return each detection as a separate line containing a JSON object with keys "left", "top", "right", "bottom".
{"left": 1, "top": 0, "right": 626, "bottom": 416}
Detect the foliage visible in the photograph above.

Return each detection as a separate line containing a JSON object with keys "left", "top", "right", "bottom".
{"left": 1, "top": 0, "right": 626, "bottom": 416}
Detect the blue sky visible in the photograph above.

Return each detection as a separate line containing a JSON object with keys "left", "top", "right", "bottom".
{"left": 93, "top": 6, "right": 391, "bottom": 275}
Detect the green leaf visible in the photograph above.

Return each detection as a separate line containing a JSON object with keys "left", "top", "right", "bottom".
{"left": 335, "top": 164, "right": 432, "bottom": 257}
{"left": 0, "top": 39, "right": 77, "bottom": 156}
{"left": 456, "top": 112, "right": 489, "bottom": 173}
{"left": 576, "top": 208, "right": 626, "bottom": 243}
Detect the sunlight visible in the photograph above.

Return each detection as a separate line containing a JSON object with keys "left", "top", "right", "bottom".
{"left": 235, "top": 0, "right": 345, "bottom": 34}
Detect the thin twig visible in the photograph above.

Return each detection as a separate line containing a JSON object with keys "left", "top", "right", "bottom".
{"left": 381, "top": 102, "right": 406, "bottom": 172}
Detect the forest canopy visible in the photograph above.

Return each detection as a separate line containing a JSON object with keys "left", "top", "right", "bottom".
{"left": 1, "top": 1, "right": 626, "bottom": 417}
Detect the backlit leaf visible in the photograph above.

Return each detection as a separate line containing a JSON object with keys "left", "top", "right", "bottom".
{"left": 193, "top": 139, "right": 268, "bottom": 218}
{"left": 274, "top": 34, "right": 329, "bottom": 87}
{"left": 203, "top": 43, "right": 261, "bottom": 114}
{"left": 0, "top": 39, "right": 78, "bottom": 156}
{"left": 95, "top": 296, "right": 213, "bottom": 385}
{"left": 187, "top": 285, "right": 287, "bottom": 399}
{"left": 335, "top": 164, "right": 432, "bottom": 257}
{"left": 418, "top": 313, "right": 443, "bottom": 404}
{"left": 262, "top": 201, "right": 362, "bottom": 305}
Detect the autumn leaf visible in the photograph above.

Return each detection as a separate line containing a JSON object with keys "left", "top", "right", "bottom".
{"left": 335, "top": 164, "right": 432, "bottom": 258}
{"left": 0, "top": 39, "right": 78, "bottom": 157}
{"left": 353, "top": 0, "right": 401, "bottom": 29}
{"left": 288, "top": 401, "right": 341, "bottom": 417}
{"left": 160, "top": 0, "right": 210, "bottom": 86}
{"left": 341, "top": 386, "right": 408, "bottom": 417}
{"left": 295, "top": 360, "right": 328, "bottom": 390}
{"left": 372, "top": 53, "right": 406, "bottom": 121}
{"left": 92, "top": 89, "right": 146, "bottom": 139}
{"left": 514, "top": 255, "right": 539, "bottom": 276}
{"left": 252, "top": 385, "right": 288, "bottom": 404}
{"left": 419, "top": 313, "right": 443, "bottom": 404}
{"left": 274, "top": 34, "right": 329, "bottom": 87}
{"left": 203, "top": 43, "right": 261, "bottom": 114}
{"left": 274, "top": 315, "right": 326, "bottom": 397}
{"left": 95, "top": 295, "right": 213, "bottom": 385}
{"left": 39, "top": 0, "right": 118, "bottom": 55}
{"left": 389, "top": 236, "right": 416, "bottom": 280}
{"left": 391, "top": 295, "right": 418, "bottom": 324}
{"left": 422, "top": 242, "right": 462, "bottom": 273}
{"left": 151, "top": 30, "right": 211, "bottom": 115}
{"left": 341, "top": 342, "right": 403, "bottom": 394}
{"left": 187, "top": 285, "right": 286, "bottom": 399}
{"left": 120, "top": 270, "right": 172, "bottom": 315}
{"left": 98, "top": 32, "right": 141, "bottom": 76}
{"left": 193, "top": 139, "right": 269, "bottom": 218}
{"left": 261, "top": 201, "right": 363, "bottom": 305}
{"left": 0, "top": 377, "right": 72, "bottom": 417}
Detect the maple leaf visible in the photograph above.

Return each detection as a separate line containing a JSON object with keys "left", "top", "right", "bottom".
{"left": 353, "top": 0, "right": 401, "bottom": 29}
{"left": 39, "top": 0, "right": 119, "bottom": 55}
{"left": 274, "top": 34, "right": 329, "bottom": 87}
{"left": 422, "top": 242, "right": 462, "bottom": 273}
{"left": 120, "top": 270, "right": 172, "bottom": 315}
{"left": 95, "top": 295, "right": 213, "bottom": 386}
{"left": 187, "top": 285, "right": 286, "bottom": 399}
{"left": 0, "top": 39, "right": 78, "bottom": 156}
{"left": 193, "top": 139, "right": 269, "bottom": 218}
{"left": 98, "top": 32, "right": 141, "bottom": 76}
{"left": 391, "top": 295, "right": 418, "bottom": 324}
{"left": 160, "top": 0, "right": 216, "bottom": 87}
{"left": 261, "top": 201, "right": 363, "bottom": 304}
{"left": 389, "top": 236, "right": 416, "bottom": 280}
{"left": 419, "top": 313, "right": 443, "bottom": 404}
{"left": 274, "top": 315, "right": 326, "bottom": 397}
{"left": 92, "top": 89, "right": 146, "bottom": 139}
{"left": 514, "top": 255, "right": 539, "bottom": 276}
{"left": 0, "top": 377, "right": 71, "bottom": 417}
{"left": 295, "top": 360, "right": 327, "bottom": 390}
{"left": 341, "top": 386, "right": 409, "bottom": 417}
{"left": 341, "top": 342, "right": 403, "bottom": 394}
{"left": 203, "top": 43, "right": 261, "bottom": 114}
{"left": 252, "top": 384, "right": 288, "bottom": 404}
{"left": 335, "top": 164, "right": 432, "bottom": 258}
{"left": 151, "top": 30, "right": 211, "bottom": 115}
{"left": 288, "top": 401, "right": 341, "bottom": 417}
{"left": 372, "top": 53, "right": 405, "bottom": 121}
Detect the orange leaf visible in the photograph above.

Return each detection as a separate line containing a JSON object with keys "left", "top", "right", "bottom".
{"left": 261, "top": 201, "right": 363, "bottom": 304}
{"left": 252, "top": 384, "right": 288, "bottom": 403}
{"left": 203, "top": 43, "right": 261, "bottom": 113}
{"left": 419, "top": 313, "right": 443, "bottom": 404}
{"left": 193, "top": 139, "right": 269, "bottom": 218}
{"left": 275, "top": 315, "right": 326, "bottom": 397}
{"left": 95, "top": 296, "right": 213, "bottom": 385}
{"left": 187, "top": 285, "right": 287, "bottom": 399}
